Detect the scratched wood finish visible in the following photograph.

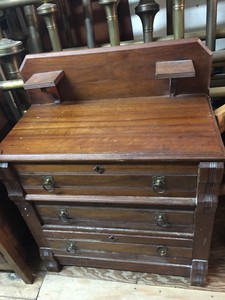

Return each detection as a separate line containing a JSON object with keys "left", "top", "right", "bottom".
{"left": 36, "top": 204, "right": 194, "bottom": 232}
{"left": 0, "top": 96, "right": 224, "bottom": 161}
{"left": 20, "top": 38, "right": 212, "bottom": 104}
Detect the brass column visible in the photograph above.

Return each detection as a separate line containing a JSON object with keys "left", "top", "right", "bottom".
{"left": 98, "top": 0, "right": 121, "bottom": 46}
{"left": 206, "top": 0, "right": 218, "bottom": 51}
{"left": 135, "top": 0, "right": 159, "bottom": 43}
{"left": 24, "top": 5, "right": 43, "bottom": 53}
{"left": 82, "top": 0, "right": 96, "bottom": 48}
{"left": 37, "top": 2, "right": 62, "bottom": 51}
{"left": 173, "top": 0, "right": 184, "bottom": 39}
{"left": 0, "top": 38, "right": 30, "bottom": 113}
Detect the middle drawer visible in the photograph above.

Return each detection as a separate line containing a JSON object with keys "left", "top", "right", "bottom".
{"left": 35, "top": 204, "right": 194, "bottom": 233}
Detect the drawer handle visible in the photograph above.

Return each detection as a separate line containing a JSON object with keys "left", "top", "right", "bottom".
{"left": 58, "top": 209, "right": 70, "bottom": 222}
{"left": 108, "top": 235, "right": 118, "bottom": 242}
{"left": 155, "top": 213, "right": 169, "bottom": 228}
{"left": 152, "top": 176, "right": 166, "bottom": 194}
{"left": 94, "top": 165, "right": 105, "bottom": 174}
{"left": 42, "top": 176, "right": 55, "bottom": 192}
{"left": 66, "top": 241, "right": 77, "bottom": 253}
{"left": 157, "top": 246, "right": 168, "bottom": 256}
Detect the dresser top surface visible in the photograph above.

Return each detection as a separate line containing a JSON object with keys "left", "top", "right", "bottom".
{"left": 0, "top": 96, "right": 224, "bottom": 162}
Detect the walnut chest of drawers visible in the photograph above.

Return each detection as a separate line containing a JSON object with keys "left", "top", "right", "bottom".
{"left": 0, "top": 38, "right": 224, "bottom": 286}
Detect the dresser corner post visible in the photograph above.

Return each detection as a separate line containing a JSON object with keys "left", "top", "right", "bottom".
{"left": 40, "top": 247, "right": 61, "bottom": 272}
{"left": 0, "top": 163, "right": 49, "bottom": 249}
{"left": 191, "top": 161, "right": 224, "bottom": 285}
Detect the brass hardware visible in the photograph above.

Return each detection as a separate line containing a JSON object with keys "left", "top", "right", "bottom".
{"left": 98, "top": 0, "right": 121, "bottom": 46}
{"left": 66, "top": 241, "right": 77, "bottom": 253}
{"left": 0, "top": 79, "right": 24, "bottom": 90}
{"left": 42, "top": 175, "right": 55, "bottom": 193}
{"left": 0, "top": 38, "right": 30, "bottom": 113}
{"left": 37, "top": 3, "right": 62, "bottom": 52}
{"left": 152, "top": 176, "right": 166, "bottom": 194}
{"left": 157, "top": 245, "right": 168, "bottom": 256}
{"left": 94, "top": 165, "right": 105, "bottom": 174}
{"left": 58, "top": 209, "right": 70, "bottom": 222}
{"left": 173, "top": 0, "right": 184, "bottom": 39}
{"left": 108, "top": 235, "right": 118, "bottom": 242}
{"left": 135, "top": 0, "right": 160, "bottom": 43}
{"left": 155, "top": 213, "right": 169, "bottom": 228}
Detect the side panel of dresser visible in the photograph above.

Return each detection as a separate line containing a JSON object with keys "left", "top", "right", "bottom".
{"left": 191, "top": 162, "right": 224, "bottom": 286}
{"left": 0, "top": 100, "right": 34, "bottom": 283}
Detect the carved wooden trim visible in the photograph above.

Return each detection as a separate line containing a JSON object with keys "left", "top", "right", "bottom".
{"left": 197, "top": 162, "right": 224, "bottom": 213}
{"left": 40, "top": 247, "right": 60, "bottom": 272}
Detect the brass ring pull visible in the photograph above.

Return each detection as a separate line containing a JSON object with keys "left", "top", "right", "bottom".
{"left": 66, "top": 241, "right": 77, "bottom": 253}
{"left": 155, "top": 213, "right": 169, "bottom": 228}
{"left": 94, "top": 165, "right": 105, "bottom": 174}
{"left": 58, "top": 209, "right": 70, "bottom": 222}
{"left": 152, "top": 176, "right": 166, "bottom": 193}
{"left": 108, "top": 235, "right": 118, "bottom": 242}
{"left": 156, "top": 245, "right": 168, "bottom": 256}
{"left": 42, "top": 175, "right": 55, "bottom": 192}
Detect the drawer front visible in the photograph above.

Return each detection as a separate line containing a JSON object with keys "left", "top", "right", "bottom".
{"left": 15, "top": 163, "right": 198, "bottom": 197}
{"left": 35, "top": 204, "right": 194, "bottom": 233}
{"left": 44, "top": 229, "right": 193, "bottom": 261}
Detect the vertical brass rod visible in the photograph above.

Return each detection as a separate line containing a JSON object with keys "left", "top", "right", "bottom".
{"left": 135, "top": 0, "right": 159, "bottom": 43}
{"left": 206, "top": 0, "right": 217, "bottom": 51}
{"left": 173, "top": 0, "right": 184, "bottom": 39}
{"left": 82, "top": 0, "right": 96, "bottom": 48}
{"left": 37, "top": 3, "right": 62, "bottom": 52}
{"left": 166, "top": 0, "right": 173, "bottom": 35}
{"left": 98, "top": 0, "right": 121, "bottom": 46}
{"left": 24, "top": 5, "right": 43, "bottom": 53}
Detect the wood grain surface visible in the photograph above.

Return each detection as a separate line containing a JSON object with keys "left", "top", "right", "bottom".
{"left": 0, "top": 96, "right": 224, "bottom": 161}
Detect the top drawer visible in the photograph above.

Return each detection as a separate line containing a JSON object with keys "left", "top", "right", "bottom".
{"left": 14, "top": 162, "right": 198, "bottom": 197}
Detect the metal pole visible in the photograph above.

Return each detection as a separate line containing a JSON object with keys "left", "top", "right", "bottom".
{"left": 206, "top": 0, "right": 218, "bottom": 51}
{"left": 82, "top": 0, "right": 96, "bottom": 48}
{"left": 0, "top": 0, "right": 46, "bottom": 9}
{"left": 98, "top": 0, "right": 121, "bottom": 46}
{"left": 173, "top": 0, "right": 184, "bottom": 39}
{"left": 166, "top": 0, "right": 173, "bottom": 35}
{"left": 24, "top": 5, "right": 43, "bottom": 53}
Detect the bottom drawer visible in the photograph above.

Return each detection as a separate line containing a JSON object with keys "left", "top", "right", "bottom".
{"left": 44, "top": 229, "right": 193, "bottom": 262}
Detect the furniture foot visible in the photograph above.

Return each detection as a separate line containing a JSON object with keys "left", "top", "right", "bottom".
{"left": 190, "top": 259, "right": 208, "bottom": 286}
